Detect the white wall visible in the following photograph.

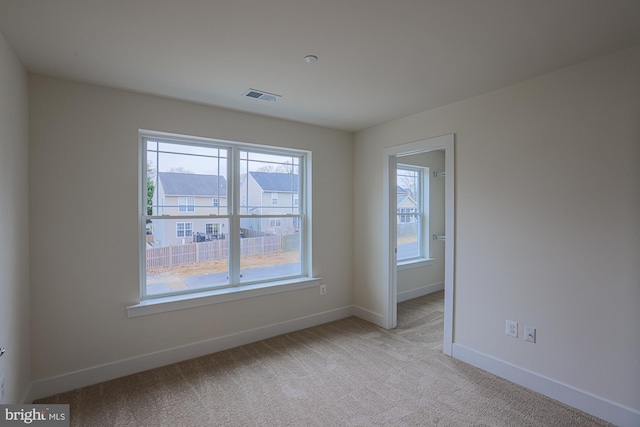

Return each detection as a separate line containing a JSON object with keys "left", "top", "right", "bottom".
{"left": 354, "top": 46, "right": 640, "bottom": 411}
{"left": 397, "top": 151, "right": 445, "bottom": 299}
{"left": 0, "top": 33, "right": 30, "bottom": 403}
{"left": 28, "top": 75, "right": 353, "bottom": 382}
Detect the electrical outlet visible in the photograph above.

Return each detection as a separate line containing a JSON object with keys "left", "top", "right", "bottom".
{"left": 0, "top": 374, "right": 5, "bottom": 403}
{"left": 525, "top": 326, "right": 536, "bottom": 343}
{"left": 320, "top": 284, "right": 327, "bottom": 295}
{"left": 505, "top": 320, "right": 518, "bottom": 338}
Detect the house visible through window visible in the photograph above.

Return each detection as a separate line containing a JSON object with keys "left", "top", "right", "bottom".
{"left": 397, "top": 164, "right": 428, "bottom": 262}
{"left": 143, "top": 133, "right": 308, "bottom": 300}
{"left": 398, "top": 207, "right": 417, "bottom": 223}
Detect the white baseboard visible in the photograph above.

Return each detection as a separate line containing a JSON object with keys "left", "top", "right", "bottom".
{"left": 452, "top": 344, "right": 640, "bottom": 427}
{"left": 20, "top": 383, "right": 33, "bottom": 405}
{"left": 24, "top": 305, "right": 353, "bottom": 403}
{"left": 397, "top": 281, "right": 444, "bottom": 303}
{"left": 352, "top": 305, "right": 385, "bottom": 328}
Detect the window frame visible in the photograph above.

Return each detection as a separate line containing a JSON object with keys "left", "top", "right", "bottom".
{"left": 178, "top": 197, "right": 195, "bottom": 213}
{"left": 134, "top": 130, "right": 315, "bottom": 313}
{"left": 396, "top": 164, "right": 429, "bottom": 264}
{"left": 176, "top": 221, "right": 193, "bottom": 238}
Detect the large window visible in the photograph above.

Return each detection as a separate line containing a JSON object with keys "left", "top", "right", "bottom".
{"left": 397, "top": 165, "right": 428, "bottom": 262}
{"left": 142, "top": 132, "right": 308, "bottom": 300}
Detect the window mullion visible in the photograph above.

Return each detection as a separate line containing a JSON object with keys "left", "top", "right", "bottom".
{"left": 228, "top": 147, "right": 241, "bottom": 285}
{"left": 300, "top": 160, "right": 308, "bottom": 277}
{"left": 418, "top": 169, "right": 423, "bottom": 258}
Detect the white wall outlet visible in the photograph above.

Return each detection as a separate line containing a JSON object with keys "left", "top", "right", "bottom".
{"left": 0, "top": 373, "right": 5, "bottom": 403}
{"left": 320, "top": 284, "right": 327, "bottom": 295}
{"left": 525, "top": 326, "right": 536, "bottom": 343}
{"left": 505, "top": 320, "right": 518, "bottom": 338}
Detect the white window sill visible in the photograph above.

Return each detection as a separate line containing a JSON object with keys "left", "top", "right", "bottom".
{"left": 127, "top": 277, "right": 321, "bottom": 318}
{"left": 397, "top": 258, "right": 435, "bottom": 271}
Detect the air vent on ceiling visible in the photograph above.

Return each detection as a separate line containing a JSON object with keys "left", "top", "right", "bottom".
{"left": 243, "top": 88, "right": 281, "bottom": 102}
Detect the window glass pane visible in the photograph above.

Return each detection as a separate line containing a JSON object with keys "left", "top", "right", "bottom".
{"left": 397, "top": 214, "right": 420, "bottom": 260}
{"left": 397, "top": 166, "right": 422, "bottom": 261}
{"left": 146, "top": 142, "right": 228, "bottom": 215}
{"left": 239, "top": 217, "right": 301, "bottom": 282}
{"left": 239, "top": 151, "right": 300, "bottom": 215}
{"left": 145, "top": 218, "right": 230, "bottom": 296}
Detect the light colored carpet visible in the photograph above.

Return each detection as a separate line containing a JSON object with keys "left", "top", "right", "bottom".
{"left": 37, "top": 291, "right": 611, "bottom": 426}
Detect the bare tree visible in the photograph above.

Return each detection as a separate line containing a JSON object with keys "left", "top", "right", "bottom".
{"left": 168, "top": 166, "right": 194, "bottom": 174}
{"left": 256, "top": 162, "right": 293, "bottom": 174}
{"left": 397, "top": 174, "right": 417, "bottom": 199}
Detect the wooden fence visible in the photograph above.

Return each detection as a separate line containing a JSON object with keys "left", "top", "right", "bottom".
{"left": 397, "top": 222, "right": 418, "bottom": 237}
{"left": 146, "top": 235, "right": 299, "bottom": 270}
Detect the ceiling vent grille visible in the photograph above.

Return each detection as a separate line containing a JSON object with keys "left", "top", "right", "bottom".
{"left": 243, "top": 88, "right": 281, "bottom": 102}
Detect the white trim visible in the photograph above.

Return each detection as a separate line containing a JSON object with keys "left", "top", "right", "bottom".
{"left": 383, "top": 134, "right": 455, "bottom": 355}
{"left": 452, "top": 344, "right": 640, "bottom": 427}
{"left": 20, "top": 383, "right": 33, "bottom": 404}
{"left": 127, "top": 277, "right": 320, "bottom": 317}
{"left": 382, "top": 153, "right": 397, "bottom": 329}
{"left": 443, "top": 136, "right": 455, "bottom": 355}
{"left": 397, "top": 258, "right": 434, "bottom": 271}
{"left": 24, "top": 305, "right": 353, "bottom": 403}
{"left": 352, "top": 305, "right": 386, "bottom": 328}
{"left": 397, "top": 281, "right": 444, "bottom": 303}
{"left": 139, "top": 130, "right": 312, "bottom": 301}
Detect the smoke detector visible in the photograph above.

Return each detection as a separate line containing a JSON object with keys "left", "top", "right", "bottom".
{"left": 243, "top": 88, "right": 281, "bottom": 102}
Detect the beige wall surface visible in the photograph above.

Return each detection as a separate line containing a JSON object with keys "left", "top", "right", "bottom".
{"left": 0, "top": 33, "right": 30, "bottom": 403}
{"left": 28, "top": 75, "right": 353, "bottom": 379}
{"left": 354, "top": 46, "right": 640, "bottom": 409}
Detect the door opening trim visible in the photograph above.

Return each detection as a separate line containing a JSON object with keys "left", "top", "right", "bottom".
{"left": 382, "top": 133, "right": 455, "bottom": 355}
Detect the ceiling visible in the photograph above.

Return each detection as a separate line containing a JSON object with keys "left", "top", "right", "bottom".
{"left": 1, "top": 1, "right": 639, "bottom": 131}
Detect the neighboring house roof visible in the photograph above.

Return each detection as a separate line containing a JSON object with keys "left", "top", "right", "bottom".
{"left": 157, "top": 172, "right": 227, "bottom": 196}
{"left": 397, "top": 186, "right": 413, "bottom": 206}
{"left": 397, "top": 194, "right": 417, "bottom": 207}
{"left": 250, "top": 172, "right": 299, "bottom": 192}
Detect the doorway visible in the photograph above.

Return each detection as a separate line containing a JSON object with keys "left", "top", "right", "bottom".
{"left": 382, "top": 134, "right": 455, "bottom": 356}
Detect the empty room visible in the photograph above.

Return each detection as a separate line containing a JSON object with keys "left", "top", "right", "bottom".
{"left": 1, "top": 1, "right": 639, "bottom": 426}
